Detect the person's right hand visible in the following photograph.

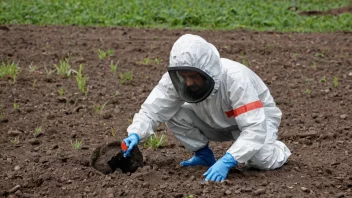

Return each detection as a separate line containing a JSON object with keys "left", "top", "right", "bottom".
{"left": 121, "top": 133, "right": 140, "bottom": 157}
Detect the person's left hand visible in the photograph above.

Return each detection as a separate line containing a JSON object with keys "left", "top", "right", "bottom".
{"left": 203, "top": 153, "right": 238, "bottom": 182}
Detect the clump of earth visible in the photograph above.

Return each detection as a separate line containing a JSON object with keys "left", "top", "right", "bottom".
{"left": 90, "top": 141, "right": 143, "bottom": 174}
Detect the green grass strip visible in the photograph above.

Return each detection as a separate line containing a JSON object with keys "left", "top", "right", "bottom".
{"left": 0, "top": 0, "right": 351, "bottom": 32}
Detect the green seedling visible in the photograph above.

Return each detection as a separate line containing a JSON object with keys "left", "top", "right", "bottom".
{"left": 332, "top": 76, "right": 339, "bottom": 87}
{"left": 44, "top": 64, "right": 55, "bottom": 77}
{"left": 183, "top": 195, "right": 194, "bottom": 198}
{"left": 71, "top": 139, "right": 82, "bottom": 150}
{"left": 0, "top": 105, "right": 4, "bottom": 119}
{"left": 75, "top": 64, "right": 88, "bottom": 95}
{"left": 98, "top": 49, "right": 114, "bottom": 60}
{"left": 143, "top": 58, "right": 152, "bottom": 65}
{"left": 312, "top": 62, "right": 317, "bottom": 70}
{"left": 305, "top": 88, "right": 311, "bottom": 94}
{"left": 57, "top": 87, "right": 66, "bottom": 96}
{"left": 32, "top": 126, "right": 42, "bottom": 137}
{"left": 111, "top": 127, "right": 116, "bottom": 137}
{"left": 110, "top": 61, "right": 118, "bottom": 73}
{"left": 32, "top": 79, "right": 38, "bottom": 88}
{"left": 320, "top": 75, "right": 327, "bottom": 83}
{"left": 29, "top": 63, "right": 38, "bottom": 73}
{"left": 119, "top": 71, "right": 133, "bottom": 85}
{"left": 154, "top": 58, "right": 160, "bottom": 65}
{"left": 13, "top": 102, "right": 19, "bottom": 110}
{"left": 242, "top": 58, "right": 249, "bottom": 66}
{"left": 314, "top": 51, "right": 325, "bottom": 58}
{"left": 0, "top": 61, "right": 19, "bottom": 82}
{"left": 10, "top": 136, "right": 20, "bottom": 145}
{"left": 55, "top": 58, "right": 75, "bottom": 77}
{"left": 94, "top": 101, "right": 108, "bottom": 114}
{"left": 144, "top": 133, "right": 167, "bottom": 149}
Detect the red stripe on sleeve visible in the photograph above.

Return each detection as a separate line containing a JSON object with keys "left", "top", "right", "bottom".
{"left": 225, "top": 100, "right": 263, "bottom": 118}
{"left": 233, "top": 100, "right": 263, "bottom": 117}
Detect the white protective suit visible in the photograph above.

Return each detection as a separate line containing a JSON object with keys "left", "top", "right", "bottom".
{"left": 127, "top": 34, "right": 291, "bottom": 170}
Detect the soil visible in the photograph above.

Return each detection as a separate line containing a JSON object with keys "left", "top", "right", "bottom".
{"left": 299, "top": 6, "right": 352, "bottom": 16}
{"left": 0, "top": 24, "right": 352, "bottom": 198}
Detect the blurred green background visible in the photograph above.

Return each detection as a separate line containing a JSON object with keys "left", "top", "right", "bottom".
{"left": 0, "top": 0, "right": 351, "bottom": 32}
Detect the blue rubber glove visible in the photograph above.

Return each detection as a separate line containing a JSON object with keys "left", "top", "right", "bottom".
{"left": 122, "top": 133, "right": 140, "bottom": 157}
{"left": 180, "top": 146, "right": 216, "bottom": 167}
{"left": 203, "top": 152, "right": 238, "bottom": 182}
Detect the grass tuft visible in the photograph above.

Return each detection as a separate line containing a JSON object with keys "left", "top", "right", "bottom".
{"left": 0, "top": 61, "right": 19, "bottom": 82}
{"left": 144, "top": 133, "right": 167, "bottom": 149}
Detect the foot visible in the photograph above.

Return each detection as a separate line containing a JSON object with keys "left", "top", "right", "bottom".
{"left": 180, "top": 146, "right": 216, "bottom": 167}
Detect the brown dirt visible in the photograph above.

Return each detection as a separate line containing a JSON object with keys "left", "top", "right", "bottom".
{"left": 300, "top": 6, "right": 352, "bottom": 16}
{"left": 0, "top": 25, "right": 352, "bottom": 198}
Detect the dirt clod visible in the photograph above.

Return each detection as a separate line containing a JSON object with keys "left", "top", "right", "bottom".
{"left": 90, "top": 141, "right": 143, "bottom": 174}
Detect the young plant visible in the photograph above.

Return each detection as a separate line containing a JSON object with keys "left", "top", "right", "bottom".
{"left": 320, "top": 75, "right": 327, "bottom": 83}
{"left": 154, "top": 58, "right": 160, "bottom": 65}
{"left": 29, "top": 63, "right": 38, "bottom": 73}
{"left": 0, "top": 106, "right": 4, "bottom": 119}
{"left": 0, "top": 61, "right": 19, "bottom": 82}
{"left": 32, "top": 79, "right": 38, "bottom": 88}
{"left": 94, "top": 101, "right": 108, "bottom": 114}
{"left": 57, "top": 87, "right": 66, "bottom": 96}
{"left": 314, "top": 51, "right": 325, "bottom": 58}
{"left": 75, "top": 64, "right": 88, "bottom": 95}
{"left": 110, "top": 61, "right": 118, "bottom": 73}
{"left": 144, "top": 133, "right": 167, "bottom": 149}
{"left": 55, "top": 58, "right": 74, "bottom": 77}
{"left": 111, "top": 127, "right": 116, "bottom": 137}
{"left": 98, "top": 49, "right": 114, "bottom": 60}
{"left": 119, "top": 71, "right": 133, "bottom": 85}
{"left": 13, "top": 102, "right": 19, "bottom": 110}
{"left": 71, "top": 139, "right": 83, "bottom": 150}
{"left": 44, "top": 64, "right": 55, "bottom": 77}
{"left": 32, "top": 126, "right": 42, "bottom": 137}
{"left": 305, "top": 88, "right": 311, "bottom": 94}
{"left": 312, "top": 62, "right": 317, "bottom": 70}
{"left": 242, "top": 58, "right": 249, "bottom": 66}
{"left": 143, "top": 58, "right": 152, "bottom": 65}
{"left": 10, "top": 136, "right": 20, "bottom": 145}
{"left": 332, "top": 76, "right": 339, "bottom": 87}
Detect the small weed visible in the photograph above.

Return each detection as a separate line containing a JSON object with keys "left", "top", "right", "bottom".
{"left": 44, "top": 64, "right": 55, "bottom": 77}
{"left": 111, "top": 127, "right": 116, "bottom": 137}
{"left": 143, "top": 58, "right": 152, "bottom": 65}
{"left": 57, "top": 87, "right": 66, "bottom": 96}
{"left": 71, "top": 139, "right": 83, "bottom": 150}
{"left": 312, "top": 62, "right": 317, "bottom": 70}
{"left": 314, "top": 51, "right": 325, "bottom": 58}
{"left": 55, "top": 58, "right": 75, "bottom": 77}
{"left": 32, "top": 79, "right": 38, "bottom": 88}
{"left": 241, "top": 58, "right": 249, "bottom": 66}
{"left": 110, "top": 61, "right": 118, "bottom": 73}
{"left": 154, "top": 58, "right": 160, "bottom": 65}
{"left": 183, "top": 195, "right": 194, "bottom": 198}
{"left": 305, "top": 88, "right": 311, "bottom": 94}
{"left": 75, "top": 64, "right": 88, "bottom": 95}
{"left": 119, "top": 71, "right": 133, "bottom": 85}
{"left": 29, "top": 63, "right": 38, "bottom": 73}
{"left": 94, "top": 101, "right": 108, "bottom": 114}
{"left": 320, "top": 75, "right": 327, "bottom": 83}
{"left": 144, "top": 133, "right": 167, "bottom": 149}
{"left": 332, "top": 76, "right": 339, "bottom": 87}
{"left": 13, "top": 102, "right": 19, "bottom": 110}
{"left": 33, "top": 126, "right": 42, "bottom": 137}
{"left": 0, "top": 61, "right": 19, "bottom": 82}
{"left": 10, "top": 136, "right": 20, "bottom": 145}
{"left": 98, "top": 49, "right": 114, "bottom": 60}
{"left": 0, "top": 105, "right": 5, "bottom": 119}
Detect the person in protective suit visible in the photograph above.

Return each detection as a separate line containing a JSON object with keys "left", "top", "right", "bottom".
{"left": 121, "top": 34, "right": 291, "bottom": 182}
